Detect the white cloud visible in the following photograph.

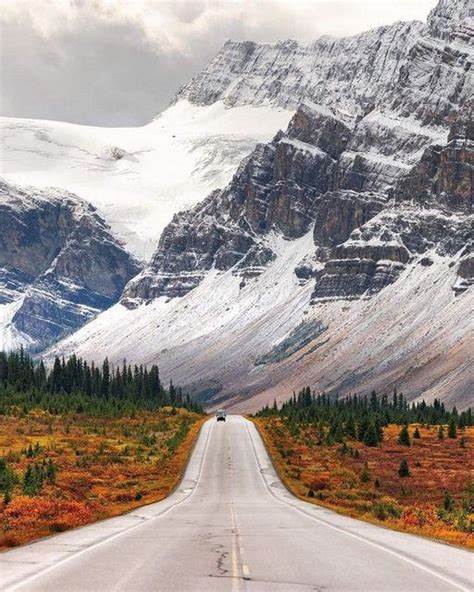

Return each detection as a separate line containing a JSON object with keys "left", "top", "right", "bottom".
{"left": 0, "top": 0, "right": 439, "bottom": 125}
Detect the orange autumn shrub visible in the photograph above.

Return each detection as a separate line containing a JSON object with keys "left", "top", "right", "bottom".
{"left": 400, "top": 503, "right": 438, "bottom": 528}
{"left": 2, "top": 496, "right": 92, "bottom": 530}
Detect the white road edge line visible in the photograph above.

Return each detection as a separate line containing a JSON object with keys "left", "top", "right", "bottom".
{"left": 244, "top": 419, "right": 471, "bottom": 592}
{"left": 6, "top": 419, "right": 215, "bottom": 592}
{"left": 230, "top": 501, "right": 241, "bottom": 592}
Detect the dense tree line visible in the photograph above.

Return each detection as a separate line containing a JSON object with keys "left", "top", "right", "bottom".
{"left": 256, "top": 387, "right": 472, "bottom": 446}
{"left": 0, "top": 349, "right": 202, "bottom": 415}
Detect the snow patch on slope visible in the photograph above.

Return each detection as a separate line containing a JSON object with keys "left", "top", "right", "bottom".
{"left": 232, "top": 252, "right": 474, "bottom": 412}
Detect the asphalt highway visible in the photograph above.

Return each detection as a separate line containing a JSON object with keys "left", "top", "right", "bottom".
{"left": 1, "top": 416, "right": 472, "bottom": 591}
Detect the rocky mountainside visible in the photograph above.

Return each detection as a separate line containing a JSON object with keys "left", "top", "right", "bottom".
{"left": 0, "top": 63, "right": 291, "bottom": 348}
{"left": 50, "top": 0, "right": 473, "bottom": 410}
{"left": 175, "top": 0, "right": 471, "bottom": 127}
{"left": 0, "top": 180, "right": 140, "bottom": 350}
{"left": 124, "top": 0, "right": 472, "bottom": 308}
{"left": 123, "top": 98, "right": 470, "bottom": 308}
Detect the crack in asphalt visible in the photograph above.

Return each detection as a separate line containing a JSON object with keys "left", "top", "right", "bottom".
{"left": 211, "top": 543, "right": 229, "bottom": 576}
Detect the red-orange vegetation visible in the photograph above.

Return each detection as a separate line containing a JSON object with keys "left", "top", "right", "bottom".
{"left": 253, "top": 417, "right": 473, "bottom": 548}
{"left": 0, "top": 408, "right": 205, "bottom": 549}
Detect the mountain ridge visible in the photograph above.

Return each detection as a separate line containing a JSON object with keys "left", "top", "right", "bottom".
{"left": 173, "top": 0, "right": 472, "bottom": 125}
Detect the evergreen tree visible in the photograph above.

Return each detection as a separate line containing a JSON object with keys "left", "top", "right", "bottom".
{"left": 101, "top": 358, "right": 110, "bottom": 397}
{"left": 363, "top": 421, "right": 380, "bottom": 447}
{"left": 437, "top": 425, "right": 445, "bottom": 440}
{"left": 46, "top": 459, "right": 57, "bottom": 484}
{"left": 370, "top": 390, "right": 378, "bottom": 410}
{"left": 360, "top": 462, "right": 371, "bottom": 483}
{"left": 447, "top": 417, "right": 457, "bottom": 439}
{"left": 397, "top": 425, "right": 410, "bottom": 447}
{"left": 358, "top": 416, "right": 370, "bottom": 443}
{"left": 316, "top": 423, "right": 324, "bottom": 446}
{"left": 413, "top": 426, "right": 421, "bottom": 439}
{"left": 375, "top": 417, "right": 384, "bottom": 443}
{"left": 22, "top": 466, "right": 35, "bottom": 496}
{"left": 462, "top": 479, "right": 474, "bottom": 513}
{"left": 345, "top": 415, "right": 357, "bottom": 438}
{"left": 329, "top": 418, "right": 344, "bottom": 443}
{"left": 49, "top": 357, "right": 62, "bottom": 392}
{"left": 398, "top": 459, "right": 410, "bottom": 478}
{"left": 443, "top": 490, "right": 455, "bottom": 512}
{"left": 0, "top": 458, "right": 15, "bottom": 495}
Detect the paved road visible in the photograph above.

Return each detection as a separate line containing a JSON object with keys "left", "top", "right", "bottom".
{"left": 1, "top": 416, "right": 473, "bottom": 591}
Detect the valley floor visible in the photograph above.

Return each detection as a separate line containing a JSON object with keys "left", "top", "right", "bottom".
{"left": 253, "top": 418, "right": 474, "bottom": 548}
{"left": 0, "top": 408, "right": 204, "bottom": 549}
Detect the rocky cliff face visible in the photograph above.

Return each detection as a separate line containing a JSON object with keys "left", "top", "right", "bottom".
{"left": 174, "top": 23, "right": 422, "bottom": 117}
{"left": 426, "top": 0, "right": 473, "bottom": 43}
{"left": 0, "top": 180, "right": 140, "bottom": 349}
{"left": 122, "top": 102, "right": 352, "bottom": 306}
{"left": 175, "top": 0, "right": 472, "bottom": 126}
{"left": 124, "top": 96, "right": 471, "bottom": 308}
{"left": 396, "top": 102, "right": 473, "bottom": 213}
{"left": 310, "top": 100, "right": 473, "bottom": 301}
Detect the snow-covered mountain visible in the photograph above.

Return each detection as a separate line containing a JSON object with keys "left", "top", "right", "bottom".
{"left": 46, "top": 0, "right": 473, "bottom": 409}
{"left": 1, "top": 0, "right": 474, "bottom": 409}
{"left": 175, "top": 0, "right": 471, "bottom": 127}
{"left": 47, "top": 103, "right": 473, "bottom": 410}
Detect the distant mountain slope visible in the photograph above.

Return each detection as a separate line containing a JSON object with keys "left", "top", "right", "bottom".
{"left": 49, "top": 0, "right": 473, "bottom": 409}
{"left": 0, "top": 179, "right": 140, "bottom": 351}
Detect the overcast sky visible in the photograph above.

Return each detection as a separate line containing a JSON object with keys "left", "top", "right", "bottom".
{"left": 0, "top": 0, "right": 438, "bottom": 127}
